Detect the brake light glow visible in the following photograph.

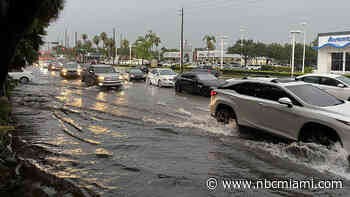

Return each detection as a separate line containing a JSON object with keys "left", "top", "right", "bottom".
{"left": 210, "top": 91, "right": 217, "bottom": 96}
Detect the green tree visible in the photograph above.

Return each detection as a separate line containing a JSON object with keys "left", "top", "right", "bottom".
{"left": 82, "top": 34, "right": 88, "bottom": 43}
{"left": 100, "top": 32, "right": 108, "bottom": 49}
{"left": 1, "top": 0, "right": 65, "bottom": 96}
{"left": 228, "top": 39, "right": 257, "bottom": 67}
{"left": 202, "top": 35, "right": 216, "bottom": 50}
{"left": 121, "top": 39, "right": 130, "bottom": 49}
{"left": 93, "top": 35, "right": 100, "bottom": 49}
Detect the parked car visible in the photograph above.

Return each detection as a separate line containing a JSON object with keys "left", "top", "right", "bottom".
{"left": 296, "top": 74, "right": 350, "bottom": 101}
{"left": 8, "top": 70, "right": 34, "bottom": 84}
{"left": 124, "top": 68, "right": 146, "bottom": 81}
{"left": 192, "top": 65, "right": 220, "bottom": 77}
{"left": 60, "top": 62, "right": 82, "bottom": 79}
{"left": 82, "top": 65, "right": 123, "bottom": 88}
{"left": 175, "top": 72, "right": 227, "bottom": 97}
{"left": 210, "top": 78, "right": 350, "bottom": 153}
{"left": 148, "top": 68, "right": 177, "bottom": 87}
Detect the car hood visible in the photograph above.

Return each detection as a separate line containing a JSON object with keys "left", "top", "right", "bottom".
{"left": 159, "top": 75, "right": 177, "bottom": 79}
{"left": 199, "top": 80, "right": 227, "bottom": 87}
{"left": 64, "top": 68, "right": 78, "bottom": 71}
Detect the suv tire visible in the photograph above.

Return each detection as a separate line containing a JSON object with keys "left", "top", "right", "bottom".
{"left": 216, "top": 107, "right": 239, "bottom": 131}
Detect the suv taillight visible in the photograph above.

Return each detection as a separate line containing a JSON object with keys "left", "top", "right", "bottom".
{"left": 210, "top": 91, "right": 217, "bottom": 96}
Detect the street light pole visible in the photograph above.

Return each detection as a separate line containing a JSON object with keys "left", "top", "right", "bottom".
{"left": 129, "top": 44, "right": 132, "bottom": 65}
{"left": 290, "top": 30, "right": 301, "bottom": 77}
{"left": 301, "top": 22, "right": 307, "bottom": 73}
{"left": 240, "top": 27, "right": 245, "bottom": 67}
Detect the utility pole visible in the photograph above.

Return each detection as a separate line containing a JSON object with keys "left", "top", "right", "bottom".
{"left": 220, "top": 36, "right": 228, "bottom": 70}
{"left": 301, "top": 22, "right": 307, "bottom": 73}
{"left": 113, "top": 28, "right": 116, "bottom": 65}
{"left": 291, "top": 30, "right": 301, "bottom": 77}
{"left": 240, "top": 28, "right": 245, "bottom": 67}
{"left": 180, "top": 7, "right": 184, "bottom": 73}
{"left": 129, "top": 44, "right": 132, "bottom": 65}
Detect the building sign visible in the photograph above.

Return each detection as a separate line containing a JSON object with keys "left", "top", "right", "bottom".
{"left": 317, "top": 34, "right": 350, "bottom": 49}
{"left": 328, "top": 36, "right": 350, "bottom": 42}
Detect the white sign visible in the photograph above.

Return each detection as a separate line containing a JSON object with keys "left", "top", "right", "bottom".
{"left": 319, "top": 34, "right": 350, "bottom": 48}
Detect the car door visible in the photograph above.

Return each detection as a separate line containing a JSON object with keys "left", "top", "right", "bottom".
{"left": 254, "top": 84, "right": 305, "bottom": 139}
{"left": 229, "top": 82, "right": 267, "bottom": 128}
{"left": 319, "top": 77, "right": 349, "bottom": 100}
{"left": 180, "top": 74, "right": 195, "bottom": 92}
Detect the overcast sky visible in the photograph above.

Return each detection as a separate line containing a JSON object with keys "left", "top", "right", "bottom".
{"left": 46, "top": 0, "right": 350, "bottom": 49}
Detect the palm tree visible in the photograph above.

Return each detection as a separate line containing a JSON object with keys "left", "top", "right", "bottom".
{"left": 202, "top": 35, "right": 216, "bottom": 50}
{"left": 82, "top": 34, "right": 88, "bottom": 43}
{"left": 92, "top": 35, "right": 100, "bottom": 48}
{"left": 121, "top": 39, "right": 130, "bottom": 49}
{"left": 100, "top": 32, "right": 108, "bottom": 49}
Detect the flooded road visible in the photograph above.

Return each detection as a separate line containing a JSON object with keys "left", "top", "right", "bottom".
{"left": 11, "top": 67, "right": 350, "bottom": 196}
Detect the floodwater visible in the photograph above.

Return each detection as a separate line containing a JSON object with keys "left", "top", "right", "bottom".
{"left": 11, "top": 67, "right": 350, "bottom": 197}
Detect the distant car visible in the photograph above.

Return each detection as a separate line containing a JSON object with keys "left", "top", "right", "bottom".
{"left": 148, "top": 68, "right": 177, "bottom": 87}
{"left": 48, "top": 61, "right": 63, "bottom": 71}
{"left": 175, "top": 72, "right": 227, "bottom": 97}
{"left": 8, "top": 70, "right": 34, "bottom": 84}
{"left": 192, "top": 65, "right": 220, "bottom": 77}
{"left": 60, "top": 62, "right": 82, "bottom": 79}
{"left": 124, "top": 68, "right": 146, "bottom": 81}
{"left": 82, "top": 65, "right": 123, "bottom": 88}
{"left": 210, "top": 79, "right": 350, "bottom": 155}
{"left": 296, "top": 74, "right": 350, "bottom": 101}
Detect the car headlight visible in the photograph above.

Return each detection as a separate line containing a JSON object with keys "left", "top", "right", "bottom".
{"left": 131, "top": 74, "right": 135, "bottom": 77}
{"left": 62, "top": 69, "right": 67, "bottom": 73}
{"left": 119, "top": 76, "right": 123, "bottom": 80}
{"left": 337, "top": 119, "right": 350, "bottom": 126}
{"left": 77, "top": 68, "right": 82, "bottom": 73}
{"left": 98, "top": 76, "right": 104, "bottom": 81}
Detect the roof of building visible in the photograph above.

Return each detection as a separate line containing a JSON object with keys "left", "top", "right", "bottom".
{"left": 318, "top": 31, "right": 350, "bottom": 37}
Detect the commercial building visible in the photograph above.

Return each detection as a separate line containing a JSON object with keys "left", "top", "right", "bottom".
{"left": 315, "top": 31, "right": 350, "bottom": 73}
{"left": 195, "top": 50, "right": 241, "bottom": 63}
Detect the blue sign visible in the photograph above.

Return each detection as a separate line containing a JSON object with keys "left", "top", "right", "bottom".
{"left": 328, "top": 36, "right": 350, "bottom": 42}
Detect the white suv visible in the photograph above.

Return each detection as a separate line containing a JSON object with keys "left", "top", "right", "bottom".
{"left": 296, "top": 74, "right": 350, "bottom": 101}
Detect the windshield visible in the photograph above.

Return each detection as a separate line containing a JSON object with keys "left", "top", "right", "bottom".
{"left": 197, "top": 74, "right": 217, "bottom": 80}
{"left": 94, "top": 67, "right": 115, "bottom": 73}
{"left": 287, "top": 85, "right": 343, "bottom": 107}
{"left": 159, "top": 70, "right": 176, "bottom": 75}
{"left": 129, "top": 69, "right": 143, "bottom": 74}
{"left": 336, "top": 76, "right": 350, "bottom": 86}
{"left": 66, "top": 63, "right": 78, "bottom": 69}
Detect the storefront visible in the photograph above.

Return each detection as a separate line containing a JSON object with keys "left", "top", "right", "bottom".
{"left": 315, "top": 31, "right": 350, "bottom": 73}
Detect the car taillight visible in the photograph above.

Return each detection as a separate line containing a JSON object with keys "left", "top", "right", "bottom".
{"left": 210, "top": 91, "right": 217, "bottom": 96}
{"left": 208, "top": 70, "right": 211, "bottom": 72}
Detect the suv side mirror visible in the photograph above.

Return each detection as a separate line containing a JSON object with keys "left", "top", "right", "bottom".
{"left": 338, "top": 84, "right": 345, "bottom": 88}
{"left": 278, "top": 97, "right": 293, "bottom": 108}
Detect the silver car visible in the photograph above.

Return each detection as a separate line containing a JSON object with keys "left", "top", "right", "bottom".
{"left": 296, "top": 73, "right": 350, "bottom": 101}
{"left": 210, "top": 79, "right": 350, "bottom": 154}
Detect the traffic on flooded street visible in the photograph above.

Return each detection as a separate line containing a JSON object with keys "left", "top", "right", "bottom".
{"left": 10, "top": 66, "right": 350, "bottom": 196}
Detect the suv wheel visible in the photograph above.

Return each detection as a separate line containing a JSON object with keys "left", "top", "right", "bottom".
{"left": 216, "top": 108, "right": 239, "bottom": 131}
{"left": 86, "top": 78, "right": 95, "bottom": 86}
{"left": 300, "top": 125, "right": 340, "bottom": 147}
{"left": 200, "top": 87, "right": 210, "bottom": 97}
{"left": 20, "top": 77, "right": 29, "bottom": 84}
